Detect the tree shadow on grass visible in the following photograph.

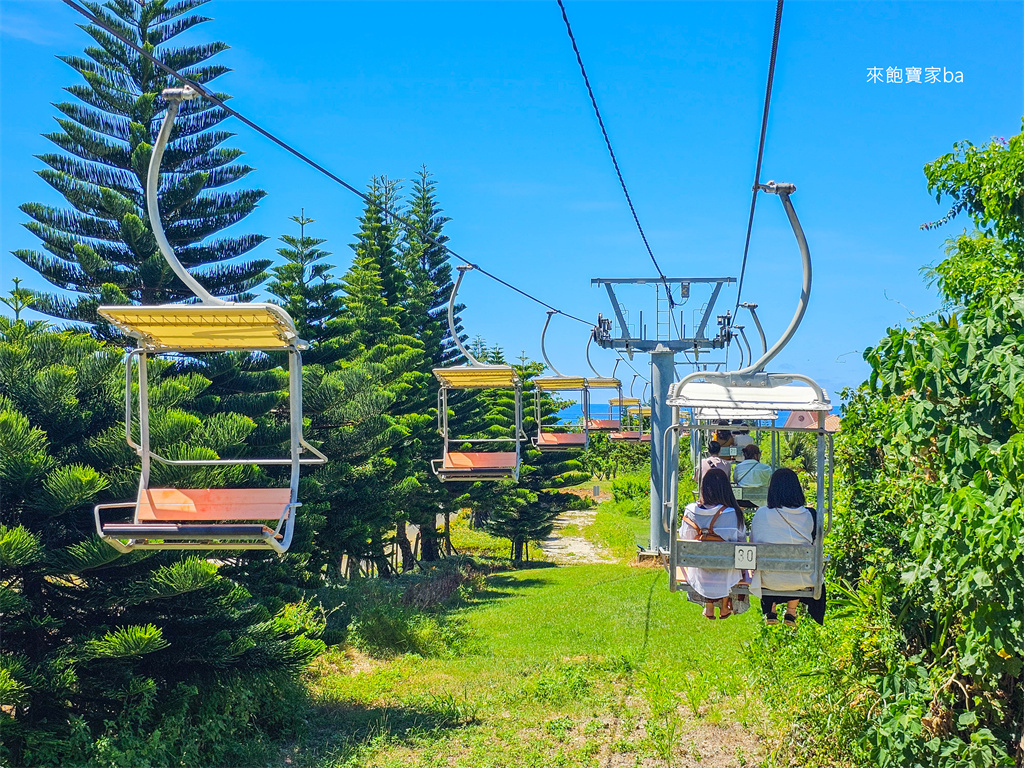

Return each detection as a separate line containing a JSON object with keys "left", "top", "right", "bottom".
{"left": 284, "top": 699, "right": 475, "bottom": 766}
{"left": 467, "top": 574, "right": 550, "bottom": 607}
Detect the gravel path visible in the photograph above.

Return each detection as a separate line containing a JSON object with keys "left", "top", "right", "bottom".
{"left": 539, "top": 505, "right": 616, "bottom": 565}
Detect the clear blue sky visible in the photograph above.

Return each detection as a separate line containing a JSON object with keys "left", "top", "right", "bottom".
{"left": 1, "top": 1, "right": 1022, "bottom": 402}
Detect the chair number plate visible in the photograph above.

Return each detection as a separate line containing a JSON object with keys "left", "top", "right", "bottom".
{"left": 734, "top": 544, "right": 757, "bottom": 569}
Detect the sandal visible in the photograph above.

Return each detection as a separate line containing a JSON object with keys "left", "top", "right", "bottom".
{"left": 765, "top": 615, "right": 778, "bottom": 625}
{"left": 783, "top": 612, "right": 797, "bottom": 627}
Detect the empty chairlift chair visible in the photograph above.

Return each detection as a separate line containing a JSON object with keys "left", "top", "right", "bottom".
{"left": 583, "top": 334, "right": 624, "bottom": 431}
{"left": 583, "top": 377, "right": 624, "bottom": 431}
{"left": 93, "top": 87, "right": 326, "bottom": 554}
{"left": 532, "top": 311, "right": 590, "bottom": 451}
{"left": 432, "top": 266, "right": 524, "bottom": 482}
{"left": 608, "top": 398, "right": 644, "bottom": 441}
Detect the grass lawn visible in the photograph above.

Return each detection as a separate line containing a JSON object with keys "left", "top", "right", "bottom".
{"left": 291, "top": 502, "right": 771, "bottom": 768}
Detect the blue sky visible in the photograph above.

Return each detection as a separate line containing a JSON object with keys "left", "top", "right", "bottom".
{"left": 1, "top": 1, "right": 1022, "bottom": 403}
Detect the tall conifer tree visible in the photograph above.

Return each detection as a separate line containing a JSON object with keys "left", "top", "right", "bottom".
{"left": 0, "top": 315, "right": 322, "bottom": 766}
{"left": 12, "top": 0, "right": 268, "bottom": 328}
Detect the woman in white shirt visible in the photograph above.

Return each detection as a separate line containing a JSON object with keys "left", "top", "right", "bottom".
{"left": 750, "top": 468, "right": 824, "bottom": 626}
{"left": 679, "top": 468, "right": 746, "bottom": 620}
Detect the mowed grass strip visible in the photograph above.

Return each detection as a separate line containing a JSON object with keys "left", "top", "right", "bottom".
{"left": 294, "top": 550, "right": 766, "bottom": 767}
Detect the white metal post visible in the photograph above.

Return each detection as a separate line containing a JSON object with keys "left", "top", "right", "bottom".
{"left": 649, "top": 349, "right": 676, "bottom": 551}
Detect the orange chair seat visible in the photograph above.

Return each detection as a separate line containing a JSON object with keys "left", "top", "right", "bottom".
{"left": 609, "top": 431, "right": 643, "bottom": 441}
{"left": 586, "top": 419, "right": 621, "bottom": 430}
{"left": 136, "top": 488, "right": 292, "bottom": 522}
{"left": 443, "top": 452, "right": 518, "bottom": 470}
{"left": 536, "top": 432, "right": 588, "bottom": 446}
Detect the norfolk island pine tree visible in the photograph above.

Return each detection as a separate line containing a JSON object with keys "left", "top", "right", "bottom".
{"left": 0, "top": 302, "right": 324, "bottom": 766}
{"left": 1, "top": 3, "right": 326, "bottom": 761}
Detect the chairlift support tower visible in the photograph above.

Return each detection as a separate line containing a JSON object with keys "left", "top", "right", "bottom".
{"left": 592, "top": 276, "right": 736, "bottom": 552}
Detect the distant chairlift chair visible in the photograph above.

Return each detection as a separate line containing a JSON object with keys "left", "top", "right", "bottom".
{"left": 532, "top": 311, "right": 590, "bottom": 451}
{"left": 583, "top": 334, "right": 623, "bottom": 431}
{"left": 93, "top": 87, "right": 327, "bottom": 554}
{"left": 692, "top": 405, "right": 778, "bottom": 508}
{"left": 432, "top": 266, "right": 524, "bottom": 481}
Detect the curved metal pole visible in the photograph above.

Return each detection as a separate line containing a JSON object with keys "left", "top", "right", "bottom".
{"left": 740, "top": 302, "right": 768, "bottom": 357}
{"left": 734, "top": 326, "right": 746, "bottom": 369}
{"left": 735, "top": 183, "right": 809, "bottom": 375}
{"left": 737, "top": 325, "right": 753, "bottom": 364}
{"left": 540, "top": 310, "right": 564, "bottom": 377}
{"left": 448, "top": 265, "right": 483, "bottom": 366}
{"left": 147, "top": 88, "right": 225, "bottom": 306}
{"left": 585, "top": 331, "right": 607, "bottom": 378}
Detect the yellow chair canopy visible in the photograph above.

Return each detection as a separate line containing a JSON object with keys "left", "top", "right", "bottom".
{"left": 99, "top": 304, "right": 302, "bottom": 351}
{"left": 534, "top": 375, "right": 587, "bottom": 391}
{"left": 611, "top": 397, "right": 641, "bottom": 406}
{"left": 433, "top": 365, "right": 520, "bottom": 389}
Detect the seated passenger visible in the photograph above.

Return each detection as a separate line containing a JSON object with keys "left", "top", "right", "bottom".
{"left": 679, "top": 469, "right": 747, "bottom": 620}
{"left": 732, "top": 428, "right": 754, "bottom": 450}
{"left": 750, "top": 468, "right": 826, "bottom": 627}
{"left": 714, "top": 425, "right": 735, "bottom": 449}
{"left": 694, "top": 440, "right": 729, "bottom": 483}
{"left": 733, "top": 444, "right": 772, "bottom": 488}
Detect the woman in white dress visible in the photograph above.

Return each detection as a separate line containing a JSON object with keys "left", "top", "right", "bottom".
{"left": 678, "top": 468, "right": 746, "bottom": 620}
{"left": 750, "top": 468, "right": 823, "bottom": 626}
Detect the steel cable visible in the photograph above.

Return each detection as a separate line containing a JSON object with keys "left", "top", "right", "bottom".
{"left": 59, "top": 0, "right": 594, "bottom": 326}
{"left": 556, "top": 0, "right": 675, "bottom": 309}
{"left": 733, "top": 0, "right": 785, "bottom": 319}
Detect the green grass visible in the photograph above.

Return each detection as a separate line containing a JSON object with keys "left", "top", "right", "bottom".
{"left": 292, "top": 555, "right": 767, "bottom": 767}
{"left": 447, "top": 511, "right": 546, "bottom": 562}
{"left": 583, "top": 499, "right": 650, "bottom": 562}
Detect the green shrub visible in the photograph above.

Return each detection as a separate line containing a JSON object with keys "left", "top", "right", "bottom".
{"left": 611, "top": 474, "right": 649, "bottom": 503}
{"left": 348, "top": 603, "right": 469, "bottom": 659}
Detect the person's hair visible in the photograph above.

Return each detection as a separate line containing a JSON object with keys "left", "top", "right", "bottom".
{"left": 742, "top": 443, "right": 760, "bottom": 460}
{"left": 699, "top": 468, "right": 743, "bottom": 527}
{"left": 707, "top": 440, "right": 721, "bottom": 455}
{"left": 717, "top": 429, "right": 732, "bottom": 440}
{"left": 767, "top": 467, "right": 806, "bottom": 509}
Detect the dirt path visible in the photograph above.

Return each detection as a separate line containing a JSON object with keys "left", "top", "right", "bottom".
{"left": 539, "top": 505, "right": 616, "bottom": 564}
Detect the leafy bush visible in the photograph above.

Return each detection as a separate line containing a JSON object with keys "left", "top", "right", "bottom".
{"left": 611, "top": 472, "right": 651, "bottom": 516}
{"left": 331, "top": 558, "right": 483, "bottom": 658}
{"left": 757, "top": 127, "right": 1024, "bottom": 768}
{"left": 349, "top": 603, "right": 469, "bottom": 658}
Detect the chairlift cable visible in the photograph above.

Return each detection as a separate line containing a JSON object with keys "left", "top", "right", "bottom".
{"left": 616, "top": 351, "right": 650, "bottom": 385}
{"left": 733, "top": 0, "right": 785, "bottom": 319}
{"left": 556, "top": 0, "right": 675, "bottom": 309}
{"left": 59, "top": 0, "right": 594, "bottom": 328}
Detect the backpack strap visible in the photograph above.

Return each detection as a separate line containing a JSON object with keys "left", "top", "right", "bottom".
{"left": 684, "top": 505, "right": 726, "bottom": 539}
{"left": 774, "top": 507, "right": 815, "bottom": 544}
